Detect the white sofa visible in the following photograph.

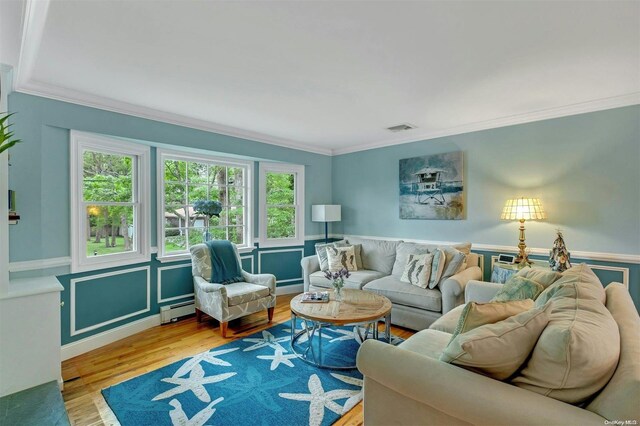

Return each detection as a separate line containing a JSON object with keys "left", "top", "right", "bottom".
{"left": 301, "top": 236, "right": 482, "bottom": 330}
{"left": 357, "top": 270, "right": 640, "bottom": 425}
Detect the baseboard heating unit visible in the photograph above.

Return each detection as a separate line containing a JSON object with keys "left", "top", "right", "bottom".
{"left": 160, "top": 300, "right": 195, "bottom": 324}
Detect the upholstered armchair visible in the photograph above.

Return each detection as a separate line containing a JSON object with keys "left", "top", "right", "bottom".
{"left": 189, "top": 243, "right": 276, "bottom": 337}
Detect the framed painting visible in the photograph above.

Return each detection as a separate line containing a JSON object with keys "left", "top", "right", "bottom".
{"left": 399, "top": 151, "right": 464, "bottom": 220}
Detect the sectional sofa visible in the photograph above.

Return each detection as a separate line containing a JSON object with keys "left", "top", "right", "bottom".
{"left": 301, "top": 236, "right": 482, "bottom": 330}
{"left": 357, "top": 264, "right": 640, "bottom": 425}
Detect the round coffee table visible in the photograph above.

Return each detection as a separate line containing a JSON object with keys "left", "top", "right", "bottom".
{"left": 289, "top": 288, "right": 392, "bottom": 369}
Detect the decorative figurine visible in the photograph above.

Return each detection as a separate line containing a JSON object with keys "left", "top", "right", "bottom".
{"left": 549, "top": 230, "right": 572, "bottom": 272}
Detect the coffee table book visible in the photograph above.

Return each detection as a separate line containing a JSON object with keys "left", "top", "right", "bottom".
{"left": 301, "top": 291, "right": 330, "bottom": 303}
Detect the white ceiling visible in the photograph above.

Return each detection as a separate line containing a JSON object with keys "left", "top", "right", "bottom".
{"left": 3, "top": 0, "right": 640, "bottom": 155}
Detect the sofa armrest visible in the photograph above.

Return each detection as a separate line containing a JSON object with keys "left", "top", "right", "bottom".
{"left": 301, "top": 255, "right": 320, "bottom": 292}
{"left": 440, "top": 266, "right": 481, "bottom": 313}
{"left": 194, "top": 276, "right": 226, "bottom": 295}
{"left": 357, "top": 340, "right": 605, "bottom": 426}
{"left": 465, "top": 280, "right": 503, "bottom": 303}
{"left": 243, "top": 271, "right": 277, "bottom": 295}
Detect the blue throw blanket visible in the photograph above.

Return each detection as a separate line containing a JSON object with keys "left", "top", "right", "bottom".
{"left": 206, "top": 240, "right": 244, "bottom": 284}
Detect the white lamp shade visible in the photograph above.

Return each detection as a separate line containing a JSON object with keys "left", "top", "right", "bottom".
{"left": 312, "top": 205, "right": 341, "bottom": 222}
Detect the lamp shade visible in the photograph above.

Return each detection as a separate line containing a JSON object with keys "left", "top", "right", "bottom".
{"left": 501, "top": 198, "right": 546, "bottom": 221}
{"left": 312, "top": 205, "right": 341, "bottom": 222}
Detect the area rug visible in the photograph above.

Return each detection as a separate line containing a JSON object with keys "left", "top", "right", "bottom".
{"left": 102, "top": 322, "right": 402, "bottom": 426}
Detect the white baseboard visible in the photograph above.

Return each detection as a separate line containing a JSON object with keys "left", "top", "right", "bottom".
{"left": 61, "top": 314, "right": 161, "bottom": 361}
{"left": 276, "top": 283, "right": 303, "bottom": 295}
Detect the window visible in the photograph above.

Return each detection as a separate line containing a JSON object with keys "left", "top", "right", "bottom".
{"left": 71, "top": 131, "right": 150, "bottom": 272}
{"left": 259, "top": 162, "right": 305, "bottom": 247}
{"left": 158, "top": 150, "right": 252, "bottom": 260}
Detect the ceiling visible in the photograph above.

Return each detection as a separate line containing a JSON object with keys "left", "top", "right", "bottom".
{"left": 2, "top": 0, "right": 639, "bottom": 155}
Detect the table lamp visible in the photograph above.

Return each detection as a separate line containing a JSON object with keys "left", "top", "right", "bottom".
{"left": 312, "top": 205, "right": 341, "bottom": 243}
{"left": 501, "top": 197, "right": 546, "bottom": 265}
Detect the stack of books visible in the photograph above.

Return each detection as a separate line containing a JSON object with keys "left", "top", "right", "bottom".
{"left": 8, "top": 190, "right": 19, "bottom": 224}
{"left": 301, "top": 291, "right": 330, "bottom": 303}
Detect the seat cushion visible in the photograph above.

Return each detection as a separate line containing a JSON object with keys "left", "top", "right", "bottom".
{"left": 344, "top": 236, "right": 402, "bottom": 275}
{"left": 430, "top": 304, "right": 465, "bottom": 333}
{"left": 364, "top": 275, "right": 442, "bottom": 312}
{"left": 399, "top": 329, "right": 452, "bottom": 360}
{"left": 309, "top": 270, "right": 386, "bottom": 290}
{"left": 441, "top": 307, "right": 550, "bottom": 380}
{"left": 512, "top": 264, "right": 619, "bottom": 404}
{"left": 224, "top": 282, "right": 271, "bottom": 306}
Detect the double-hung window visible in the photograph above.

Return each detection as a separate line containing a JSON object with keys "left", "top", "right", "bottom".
{"left": 258, "top": 162, "right": 305, "bottom": 247}
{"left": 158, "top": 150, "right": 253, "bottom": 260}
{"left": 70, "top": 131, "right": 150, "bottom": 272}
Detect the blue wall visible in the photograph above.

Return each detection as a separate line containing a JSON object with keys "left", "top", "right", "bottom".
{"left": 7, "top": 92, "right": 331, "bottom": 345}
{"left": 332, "top": 105, "right": 640, "bottom": 307}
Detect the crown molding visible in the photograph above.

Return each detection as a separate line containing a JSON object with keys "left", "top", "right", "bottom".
{"left": 12, "top": 0, "right": 639, "bottom": 158}
{"left": 331, "top": 92, "right": 640, "bottom": 156}
{"left": 15, "top": 81, "right": 334, "bottom": 156}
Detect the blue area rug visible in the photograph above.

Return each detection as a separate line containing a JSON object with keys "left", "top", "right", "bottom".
{"left": 102, "top": 322, "right": 401, "bottom": 426}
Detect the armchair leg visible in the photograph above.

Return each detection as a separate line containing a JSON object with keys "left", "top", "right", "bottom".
{"left": 195, "top": 308, "right": 203, "bottom": 323}
{"left": 267, "top": 307, "right": 274, "bottom": 323}
{"left": 220, "top": 322, "right": 228, "bottom": 338}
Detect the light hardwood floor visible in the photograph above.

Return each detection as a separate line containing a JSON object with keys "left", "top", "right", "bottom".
{"left": 61, "top": 293, "right": 415, "bottom": 426}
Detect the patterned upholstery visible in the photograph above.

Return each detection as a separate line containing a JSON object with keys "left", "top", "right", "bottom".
{"left": 190, "top": 244, "right": 276, "bottom": 324}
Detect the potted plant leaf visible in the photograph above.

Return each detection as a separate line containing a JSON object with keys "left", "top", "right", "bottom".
{"left": 0, "top": 113, "right": 21, "bottom": 154}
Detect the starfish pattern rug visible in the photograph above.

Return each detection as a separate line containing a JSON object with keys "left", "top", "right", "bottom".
{"left": 102, "top": 322, "right": 402, "bottom": 426}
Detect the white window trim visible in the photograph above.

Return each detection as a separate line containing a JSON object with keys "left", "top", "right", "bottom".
{"left": 156, "top": 149, "right": 254, "bottom": 262}
{"left": 258, "top": 162, "right": 305, "bottom": 248}
{"left": 70, "top": 131, "right": 151, "bottom": 273}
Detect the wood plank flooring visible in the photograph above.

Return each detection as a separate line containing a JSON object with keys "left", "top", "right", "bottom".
{"left": 61, "top": 293, "right": 415, "bottom": 426}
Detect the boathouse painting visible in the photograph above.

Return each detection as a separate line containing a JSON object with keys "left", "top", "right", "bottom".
{"left": 399, "top": 152, "right": 464, "bottom": 220}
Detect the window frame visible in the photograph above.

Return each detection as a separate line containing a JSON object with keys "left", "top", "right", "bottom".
{"left": 70, "top": 131, "right": 150, "bottom": 273}
{"left": 156, "top": 149, "right": 254, "bottom": 262}
{"left": 258, "top": 162, "right": 305, "bottom": 248}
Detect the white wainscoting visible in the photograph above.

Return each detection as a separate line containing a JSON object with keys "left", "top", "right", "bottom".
{"left": 258, "top": 248, "right": 304, "bottom": 284}
{"left": 157, "top": 263, "right": 194, "bottom": 304}
{"left": 240, "top": 255, "right": 255, "bottom": 274}
{"left": 70, "top": 266, "right": 151, "bottom": 336}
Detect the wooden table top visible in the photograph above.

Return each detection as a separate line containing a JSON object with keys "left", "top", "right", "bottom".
{"left": 290, "top": 289, "right": 392, "bottom": 325}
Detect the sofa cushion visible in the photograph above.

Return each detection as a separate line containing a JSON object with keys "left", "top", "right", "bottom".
{"left": 364, "top": 275, "right": 441, "bottom": 312}
{"left": 314, "top": 240, "right": 346, "bottom": 271}
{"left": 391, "top": 241, "right": 471, "bottom": 277}
{"left": 345, "top": 237, "right": 402, "bottom": 274}
{"left": 440, "top": 307, "right": 549, "bottom": 380}
{"left": 429, "top": 304, "right": 465, "bottom": 334}
{"left": 491, "top": 276, "right": 544, "bottom": 302}
{"left": 401, "top": 252, "right": 434, "bottom": 288}
{"left": 399, "top": 329, "right": 452, "bottom": 360}
{"left": 326, "top": 245, "right": 358, "bottom": 271}
{"left": 512, "top": 265, "right": 619, "bottom": 404}
{"left": 450, "top": 299, "right": 535, "bottom": 340}
{"left": 437, "top": 246, "right": 468, "bottom": 287}
{"left": 309, "top": 269, "right": 386, "bottom": 290}
{"left": 514, "top": 267, "right": 562, "bottom": 289}
{"left": 427, "top": 248, "right": 446, "bottom": 289}
{"left": 224, "top": 282, "right": 271, "bottom": 306}
{"left": 535, "top": 263, "right": 606, "bottom": 307}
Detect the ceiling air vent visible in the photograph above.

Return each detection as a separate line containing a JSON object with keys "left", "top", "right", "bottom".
{"left": 386, "top": 123, "right": 417, "bottom": 132}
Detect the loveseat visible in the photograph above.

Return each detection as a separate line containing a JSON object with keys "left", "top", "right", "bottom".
{"left": 301, "top": 236, "right": 482, "bottom": 330}
{"left": 357, "top": 264, "right": 640, "bottom": 425}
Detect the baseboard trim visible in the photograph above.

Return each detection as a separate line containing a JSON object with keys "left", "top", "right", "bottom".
{"left": 276, "top": 283, "right": 303, "bottom": 295}
{"left": 61, "top": 314, "right": 161, "bottom": 361}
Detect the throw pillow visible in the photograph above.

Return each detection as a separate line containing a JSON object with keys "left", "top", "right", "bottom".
{"left": 513, "top": 265, "right": 618, "bottom": 405}
{"left": 350, "top": 243, "right": 364, "bottom": 270}
{"left": 450, "top": 299, "right": 535, "bottom": 340}
{"left": 326, "top": 245, "right": 358, "bottom": 272}
{"left": 314, "top": 240, "right": 346, "bottom": 271}
{"left": 427, "top": 248, "right": 446, "bottom": 289}
{"left": 400, "top": 252, "right": 434, "bottom": 288}
{"left": 491, "top": 276, "right": 545, "bottom": 302}
{"left": 440, "top": 307, "right": 550, "bottom": 380}
{"left": 436, "top": 247, "right": 467, "bottom": 287}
